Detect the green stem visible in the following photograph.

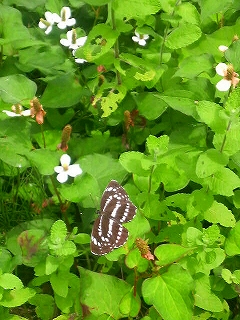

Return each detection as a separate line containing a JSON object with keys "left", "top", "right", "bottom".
{"left": 40, "top": 124, "right": 46, "bottom": 149}
{"left": 111, "top": 6, "right": 121, "bottom": 85}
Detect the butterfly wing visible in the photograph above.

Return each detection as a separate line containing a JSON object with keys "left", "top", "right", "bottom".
{"left": 100, "top": 180, "right": 137, "bottom": 223}
{"left": 91, "top": 215, "right": 129, "bottom": 255}
{"left": 90, "top": 180, "right": 137, "bottom": 255}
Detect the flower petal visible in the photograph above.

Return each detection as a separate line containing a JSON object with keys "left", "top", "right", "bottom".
{"left": 216, "top": 63, "right": 228, "bottom": 76}
{"left": 57, "top": 21, "right": 67, "bottom": 29}
{"left": 60, "top": 154, "right": 71, "bottom": 166}
{"left": 143, "top": 34, "right": 149, "bottom": 40}
{"left": 21, "top": 109, "right": 31, "bottom": 116}
{"left": 75, "top": 58, "right": 87, "bottom": 64}
{"left": 216, "top": 79, "right": 231, "bottom": 91}
{"left": 60, "top": 39, "right": 71, "bottom": 47}
{"left": 54, "top": 166, "right": 64, "bottom": 174}
{"left": 132, "top": 36, "right": 139, "bottom": 43}
{"left": 2, "top": 110, "right": 20, "bottom": 117}
{"left": 61, "top": 7, "right": 71, "bottom": 19}
{"left": 76, "top": 36, "right": 87, "bottom": 47}
{"left": 67, "top": 164, "right": 82, "bottom": 177}
{"left": 66, "top": 18, "right": 76, "bottom": 27}
{"left": 57, "top": 172, "right": 69, "bottom": 183}
{"left": 138, "top": 39, "right": 147, "bottom": 46}
{"left": 218, "top": 45, "right": 228, "bottom": 52}
{"left": 45, "top": 26, "right": 52, "bottom": 34}
{"left": 38, "top": 21, "right": 46, "bottom": 29}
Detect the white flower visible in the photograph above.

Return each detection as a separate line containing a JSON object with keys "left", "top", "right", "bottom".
{"left": 60, "top": 29, "right": 87, "bottom": 50}
{"left": 132, "top": 31, "right": 149, "bottom": 46}
{"left": 55, "top": 7, "right": 76, "bottom": 29}
{"left": 215, "top": 63, "right": 240, "bottom": 91}
{"left": 72, "top": 49, "right": 87, "bottom": 64}
{"left": 2, "top": 104, "right": 31, "bottom": 117}
{"left": 39, "top": 11, "right": 59, "bottom": 34}
{"left": 54, "top": 154, "right": 82, "bottom": 183}
{"left": 218, "top": 45, "right": 229, "bottom": 52}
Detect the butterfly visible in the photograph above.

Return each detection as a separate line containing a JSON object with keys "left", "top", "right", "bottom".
{"left": 90, "top": 180, "right": 137, "bottom": 255}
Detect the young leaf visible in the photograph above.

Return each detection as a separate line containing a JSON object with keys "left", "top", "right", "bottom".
{"left": 142, "top": 264, "right": 193, "bottom": 320}
{"left": 204, "top": 201, "right": 235, "bottom": 227}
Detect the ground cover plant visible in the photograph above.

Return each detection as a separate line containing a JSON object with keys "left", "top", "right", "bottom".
{"left": 1, "top": 0, "right": 240, "bottom": 319}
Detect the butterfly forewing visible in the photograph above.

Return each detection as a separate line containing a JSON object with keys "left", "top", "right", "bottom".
{"left": 91, "top": 180, "right": 137, "bottom": 255}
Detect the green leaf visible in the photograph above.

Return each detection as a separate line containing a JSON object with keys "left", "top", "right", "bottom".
{"left": 3, "top": 0, "right": 46, "bottom": 9}
{"left": 50, "top": 272, "right": 69, "bottom": 298}
{"left": 73, "top": 233, "right": 91, "bottom": 244}
{"left": 113, "top": 0, "right": 161, "bottom": 19}
{"left": 0, "top": 273, "right": 23, "bottom": 290}
{"left": 196, "top": 149, "right": 229, "bottom": 178}
{"left": 154, "top": 244, "right": 193, "bottom": 266}
{"left": 76, "top": 24, "right": 119, "bottom": 62}
{"left": 0, "top": 288, "right": 35, "bottom": 307}
{"left": 196, "top": 101, "right": 227, "bottom": 133}
{"left": 199, "top": 0, "right": 232, "bottom": 21}
{"left": 101, "top": 85, "right": 126, "bottom": 117}
{"left": 225, "top": 221, "right": 240, "bottom": 256}
{"left": 41, "top": 74, "right": 82, "bottom": 108}
{"left": 119, "top": 151, "right": 152, "bottom": 176}
{"left": 80, "top": 0, "right": 111, "bottom": 4}
{"left": 26, "top": 149, "right": 60, "bottom": 175}
{"left": 119, "top": 290, "right": 141, "bottom": 317}
{"left": 204, "top": 167, "right": 240, "bottom": 196}
{"left": 79, "top": 267, "right": 140, "bottom": 319}
{"left": 125, "top": 249, "right": 149, "bottom": 273}
{"left": 50, "top": 220, "right": 67, "bottom": 244}
{"left": 0, "top": 74, "right": 37, "bottom": 104}
{"left": 134, "top": 93, "right": 168, "bottom": 120}
{"left": 46, "top": 256, "right": 59, "bottom": 275}
{"left": 174, "top": 54, "right": 215, "bottom": 79}
{"left": 194, "top": 274, "right": 223, "bottom": 312}
{"left": 204, "top": 201, "right": 236, "bottom": 227}
{"left": 214, "top": 124, "right": 240, "bottom": 156}
{"left": 165, "top": 23, "right": 202, "bottom": 49}
{"left": 146, "top": 135, "right": 169, "bottom": 157}
{"left": 29, "top": 293, "right": 55, "bottom": 320}
{"left": 142, "top": 265, "right": 193, "bottom": 320}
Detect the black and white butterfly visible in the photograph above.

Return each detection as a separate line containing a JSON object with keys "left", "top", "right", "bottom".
{"left": 90, "top": 180, "right": 137, "bottom": 255}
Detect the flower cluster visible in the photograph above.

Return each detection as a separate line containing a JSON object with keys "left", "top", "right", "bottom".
{"left": 39, "top": 7, "right": 87, "bottom": 64}
{"left": 39, "top": 7, "right": 76, "bottom": 34}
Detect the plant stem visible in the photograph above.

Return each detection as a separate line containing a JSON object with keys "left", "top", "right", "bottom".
{"left": 111, "top": 6, "right": 121, "bottom": 85}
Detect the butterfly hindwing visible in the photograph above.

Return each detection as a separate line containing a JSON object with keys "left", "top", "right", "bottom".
{"left": 91, "top": 180, "right": 137, "bottom": 255}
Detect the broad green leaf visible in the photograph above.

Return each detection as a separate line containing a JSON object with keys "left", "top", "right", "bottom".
{"left": 29, "top": 294, "right": 55, "bottom": 320}
{"left": 154, "top": 244, "right": 194, "bottom": 266}
{"left": 165, "top": 23, "right": 202, "bottom": 49}
{"left": 0, "top": 74, "right": 37, "bottom": 104}
{"left": 204, "top": 201, "right": 235, "bottom": 227}
{"left": 174, "top": 54, "right": 215, "bottom": 79}
{"left": 142, "top": 265, "right": 193, "bottom": 320}
{"left": 0, "top": 4, "right": 33, "bottom": 54}
{"left": 146, "top": 135, "right": 169, "bottom": 157}
{"left": 26, "top": 149, "right": 60, "bottom": 175}
{"left": 80, "top": 0, "right": 111, "bottom": 4}
{"left": 196, "top": 101, "right": 227, "bottom": 133}
{"left": 46, "top": 256, "right": 59, "bottom": 275}
{"left": 76, "top": 24, "right": 119, "bottom": 62}
{"left": 100, "top": 85, "right": 127, "bottom": 117}
{"left": 78, "top": 267, "right": 140, "bottom": 319}
{"left": 2, "top": 0, "right": 45, "bottom": 9}
{"left": 73, "top": 233, "right": 91, "bottom": 244}
{"left": 224, "top": 83, "right": 240, "bottom": 113}
{"left": 196, "top": 149, "right": 229, "bottom": 178}
{"left": 119, "top": 290, "right": 141, "bottom": 317}
{"left": 194, "top": 274, "right": 223, "bottom": 312}
{"left": 204, "top": 167, "right": 240, "bottom": 196}
{"left": 199, "top": 0, "right": 232, "bottom": 21}
{"left": 113, "top": 0, "right": 161, "bottom": 19}
{"left": 0, "top": 273, "right": 23, "bottom": 290}
{"left": 119, "top": 151, "right": 152, "bottom": 176}
{"left": 225, "top": 221, "right": 240, "bottom": 256}
{"left": 50, "top": 272, "right": 69, "bottom": 298}
{"left": 160, "top": 92, "right": 198, "bottom": 118}
{"left": 186, "top": 189, "right": 213, "bottom": 219}
{"left": 134, "top": 93, "right": 168, "bottom": 120}
{"left": 41, "top": 74, "right": 82, "bottom": 108}
{"left": 175, "top": 2, "right": 200, "bottom": 25}
{"left": 214, "top": 124, "right": 240, "bottom": 156}
{"left": 0, "top": 288, "right": 35, "bottom": 307}
{"left": 125, "top": 248, "right": 149, "bottom": 273}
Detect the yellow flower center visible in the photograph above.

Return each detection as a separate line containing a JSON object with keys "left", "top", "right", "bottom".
{"left": 62, "top": 163, "right": 69, "bottom": 171}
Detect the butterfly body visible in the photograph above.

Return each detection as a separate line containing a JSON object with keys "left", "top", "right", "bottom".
{"left": 91, "top": 180, "right": 137, "bottom": 255}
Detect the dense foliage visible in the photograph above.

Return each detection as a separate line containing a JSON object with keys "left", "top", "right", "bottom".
{"left": 1, "top": 0, "right": 240, "bottom": 319}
